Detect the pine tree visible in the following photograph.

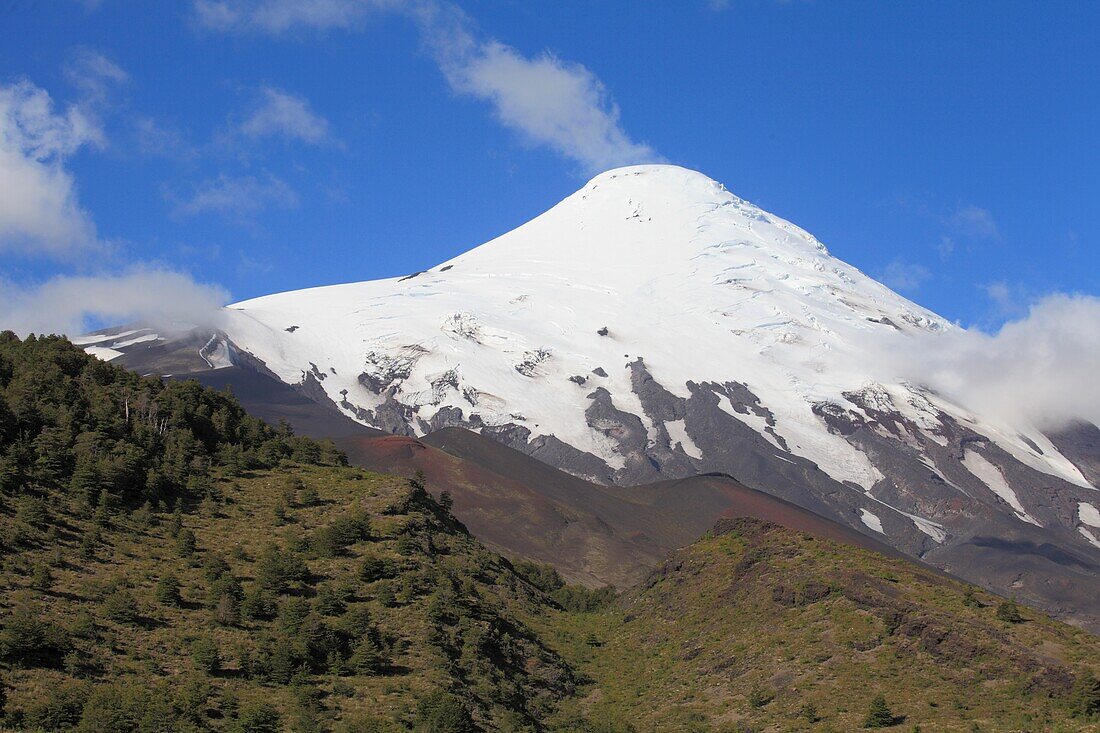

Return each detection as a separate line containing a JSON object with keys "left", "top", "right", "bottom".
{"left": 863, "top": 694, "right": 897, "bottom": 728}
{"left": 191, "top": 635, "right": 221, "bottom": 675}
{"left": 30, "top": 562, "right": 53, "bottom": 591}
{"left": 1068, "top": 673, "right": 1100, "bottom": 719}
{"left": 155, "top": 574, "right": 182, "bottom": 606}
{"left": 175, "top": 528, "right": 197, "bottom": 558}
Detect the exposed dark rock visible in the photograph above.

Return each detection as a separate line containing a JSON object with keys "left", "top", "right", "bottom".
{"left": 1046, "top": 420, "right": 1100, "bottom": 488}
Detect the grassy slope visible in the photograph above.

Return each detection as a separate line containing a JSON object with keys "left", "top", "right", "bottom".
{"left": 1, "top": 464, "right": 575, "bottom": 731}
{"left": 529, "top": 518, "right": 1100, "bottom": 733}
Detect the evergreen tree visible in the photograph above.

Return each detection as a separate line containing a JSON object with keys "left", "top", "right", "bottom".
{"left": 863, "top": 694, "right": 898, "bottom": 728}
{"left": 155, "top": 573, "right": 182, "bottom": 606}
{"left": 102, "top": 586, "right": 139, "bottom": 625}
{"left": 191, "top": 635, "right": 221, "bottom": 675}
{"left": 30, "top": 561, "right": 53, "bottom": 591}
{"left": 175, "top": 528, "right": 197, "bottom": 558}
{"left": 1068, "top": 673, "right": 1100, "bottom": 719}
{"left": 414, "top": 691, "right": 476, "bottom": 733}
{"left": 229, "top": 701, "right": 281, "bottom": 733}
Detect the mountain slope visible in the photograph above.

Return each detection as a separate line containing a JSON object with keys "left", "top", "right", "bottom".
{"left": 533, "top": 517, "right": 1100, "bottom": 732}
{"left": 81, "top": 165, "right": 1100, "bottom": 629}
{"left": 338, "top": 427, "right": 903, "bottom": 589}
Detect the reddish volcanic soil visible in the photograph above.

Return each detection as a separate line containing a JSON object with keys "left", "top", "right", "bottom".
{"left": 337, "top": 429, "right": 899, "bottom": 587}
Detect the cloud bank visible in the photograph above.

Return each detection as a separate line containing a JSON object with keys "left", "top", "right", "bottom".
{"left": 0, "top": 268, "right": 229, "bottom": 337}
{"left": 875, "top": 294, "right": 1100, "bottom": 430}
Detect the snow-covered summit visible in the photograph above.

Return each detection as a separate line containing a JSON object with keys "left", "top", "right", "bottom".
{"left": 223, "top": 163, "right": 972, "bottom": 488}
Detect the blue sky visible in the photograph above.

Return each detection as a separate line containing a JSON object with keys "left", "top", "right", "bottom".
{"left": 1, "top": 0, "right": 1097, "bottom": 335}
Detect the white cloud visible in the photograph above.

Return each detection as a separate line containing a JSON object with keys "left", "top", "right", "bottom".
{"left": 0, "top": 267, "right": 229, "bottom": 337}
{"left": 194, "top": 0, "right": 660, "bottom": 173}
{"left": 435, "top": 39, "right": 661, "bottom": 173}
{"left": 948, "top": 204, "right": 999, "bottom": 239}
{"left": 865, "top": 294, "right": 1100, "bottom": 430}
{"left": 879, "top": 259, "right": 930, "bottom": 292}
{"left": 239, "top": 87, "right": 329, "bottom": 143}
{"left": 0, "top": 80, "right": 103, "bottom": 256}
{"left": 171, "top": 173, "right": 299, "bottom": 219}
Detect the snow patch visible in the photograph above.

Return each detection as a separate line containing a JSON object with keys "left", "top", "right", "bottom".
{"left": 1078, "top": 502, "right": 1100, "bottom": 529}
{"left": 905, "top": 513, "right": 947, "bottom": 543}
{"left": 111, "top": 332, "right": 161, "bottom": 348}
{"left": 665, "top": 419, "right": 703, "bottom": 460}
{"left": 963, "top": 450, "right": 1041, "bottom": 526}
{"left": 199, "top": 335, "right": 234, "bottom": 369}
{"left": 1079, "top": 526, "right": 1100, "bottom": 550}
{"left": 71, "top": 329, "right": 144, "bottom": 346}
{"left": 859, "top": 508, "right": 885, "bottom": 534}
{"left": 85, "top": 346, "right": 123, "bottom": 361}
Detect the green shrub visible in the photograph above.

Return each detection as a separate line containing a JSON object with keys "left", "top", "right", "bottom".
{"left": 996, "top": 599, "right": 1024, "bottom": 623}
{"left": 242, "top": 586, "right": 279, "bottom": 620}
{"left": 1068, "top": 673, "right": 1100, "bottom": 719}
{"left": 748, "top": 686, "right": 773, "bottom": 708}
{"left": 300, "top": 485, "right": 320, "bottom": 506}
{"left": 191, "top": 635, "right": 221, "bottom": 675}
{"left": 312, "top": 513, "right": 370, "bottom": 557}
{"left": 19, "top": 680, "right": 88, "bottom": 730}
{"left": 76, "top": 682, "right": 144, "bottom": 733}
{"left": 102, "top": 586, "right": 139, "bottom": 625}
{"left": 414, "top": 691, "right": 476, "bottom": 733}
{"left": 0, "top": 601, "right": 72, "bottom": 666}
{"left": 358, "top": 555, "right": 393, "bottom": 583}
{"left": 229, "top": 701, "right": 281, "bottom": 733}
{"left": 255, "top": 542, "right": 309, "bottom": 593}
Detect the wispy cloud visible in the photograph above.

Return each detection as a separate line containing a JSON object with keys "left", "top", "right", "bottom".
{"left": 0, "top": 267, "right": 229, "bottom": 336}
{"left": 238, "top": 86, "right": 329, "bottom": 144}
{"left": 879, "top": 259, "right": 930, "bottom": 292}
{"left": 192, "top": 0, "right": 392, "bottom": 34}
{"left": 170, "top": 173, "right": 299, "bottom": 220}
{"left": 194, "top": 0, "right": 660, "bottom": 174}
{"left": 64, "top": 48, "right": 129, "bottom": 103}
{"left": 948, "top": 204, "right": 999, "bottom": 239}
{"left": 0, "top": 80, "right": 104, "bottom": 257}
{"left": 132, "top": 116, "right": 196, "bottom": 159}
